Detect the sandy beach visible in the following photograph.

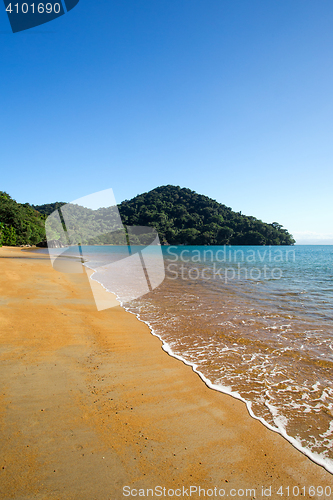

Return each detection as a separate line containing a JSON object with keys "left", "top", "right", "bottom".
{"left": 0, "top": 246, "right": 332, "bottom": 500}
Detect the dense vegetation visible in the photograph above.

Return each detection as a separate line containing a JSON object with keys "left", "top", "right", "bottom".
{"left": 0, "top": 192, "right": 46, "bottom": 246}
{"left": 32, "top": 202, "right": 66, "bottom": 216}
{"left": 0, "top": 186, "right": 295, "bottom": 246}
{"left": 118, "top": 185, "right": 295, "bottom": 245}
{"left": 45, "top": 203, "right": 128, "bottom": 246}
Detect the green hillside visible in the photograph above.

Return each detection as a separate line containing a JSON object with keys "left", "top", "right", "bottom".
{"left": 118, "top": 185, "right": 295, "bottom": 245}
{"left": 1, "top": 186, "right": 295, "bottom": 246}
{"left": 32, "top": 202, "right": 66, "bottom": 216}
{"left": 0, "top": 192, "right": 46, "bottom": 246}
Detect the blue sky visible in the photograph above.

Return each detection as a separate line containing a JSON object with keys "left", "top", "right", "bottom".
{"left": 1, "top": 0, "right": 332, "bottom": 243}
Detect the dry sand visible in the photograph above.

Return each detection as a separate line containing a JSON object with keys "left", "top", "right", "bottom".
{"left": 0, "top": 246, "right": 332, "bottom": 500}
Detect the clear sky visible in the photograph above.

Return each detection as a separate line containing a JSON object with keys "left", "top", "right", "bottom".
{"left": 1, "top": 0, "right": 332, "bottom": 244}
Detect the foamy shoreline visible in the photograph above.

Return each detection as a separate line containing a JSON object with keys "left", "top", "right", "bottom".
{"left": 85, "top": 261, "right": 333, "bottom": 476}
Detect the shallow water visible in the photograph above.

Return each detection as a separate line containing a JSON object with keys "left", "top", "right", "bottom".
{"left": 84, "top": 245, "right": 333, "bottom": 472}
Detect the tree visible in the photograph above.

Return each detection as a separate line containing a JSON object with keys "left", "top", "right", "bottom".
{"left": 235, "top": 231, "right": 266, "bottom": 245}
{"left": 2, "top": 225, "right": 17, "bottom": 246}
{"left": 178, "top": 228, "right": 200, "bottom": 245}
{"left": 216, "top": 227, "right": 234, "bottom": 245}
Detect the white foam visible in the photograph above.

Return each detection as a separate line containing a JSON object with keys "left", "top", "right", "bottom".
{"left": 320, "top": 421, "right": 333, "bottom": 439}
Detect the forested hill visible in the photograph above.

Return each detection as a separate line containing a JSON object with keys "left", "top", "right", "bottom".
{"left": 0, "top": 191, "right": 46, "bottom": 246}
{"left": 118, "top": 185, "right": 295, "bottom": 245}
{"left": 1, "top": 186, "right": 295, "bottom": 246}
{"left": 32, "top": 202, "right": 66, "bottom": 216}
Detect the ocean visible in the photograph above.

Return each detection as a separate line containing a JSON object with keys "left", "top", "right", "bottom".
{"left": 59, "top": 244, "right": 333, "bottom": 473}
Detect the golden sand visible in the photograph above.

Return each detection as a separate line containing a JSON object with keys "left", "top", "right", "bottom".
{"left": 0, "top": 246, "right": 332, "bottom": 499}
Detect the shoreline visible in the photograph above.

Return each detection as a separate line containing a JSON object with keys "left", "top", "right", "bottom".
{"left": 1, "top": 246, "right": 333, "bottom": 499}
{"left": 85, "top": 256, "right": 333, "bottom": 476}
{"left": 123, "top": 310, "right": 333, "bottom": 477}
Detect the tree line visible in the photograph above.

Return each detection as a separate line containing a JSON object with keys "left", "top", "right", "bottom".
{"left": 0, "top": 186, "right": 295, "bottom": 246}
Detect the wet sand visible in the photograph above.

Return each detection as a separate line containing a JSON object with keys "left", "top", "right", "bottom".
{"left": 0, "top": 246, "right": 332, "bottom": 500}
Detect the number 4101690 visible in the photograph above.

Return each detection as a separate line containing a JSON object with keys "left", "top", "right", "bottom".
{"left": 6, "top": 3, "right": 61, "bottom": 14}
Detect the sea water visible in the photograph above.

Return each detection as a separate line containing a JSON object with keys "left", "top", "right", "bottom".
{"left": 80, "top": 245, "right": 333, "bottom": 473}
